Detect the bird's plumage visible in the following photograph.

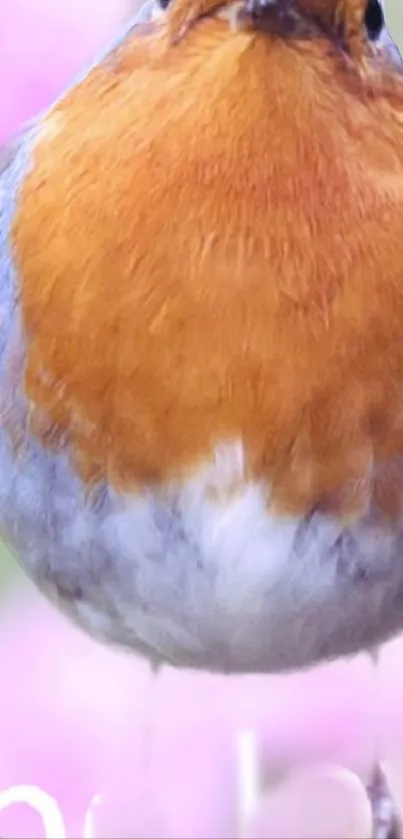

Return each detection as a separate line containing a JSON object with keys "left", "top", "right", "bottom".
{"left": 1, "top": 0, "right": 403, "bottom": 672}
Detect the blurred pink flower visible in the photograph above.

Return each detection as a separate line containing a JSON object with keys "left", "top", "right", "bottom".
{"left": 0, "top": 578, "right": 394, "bottom": 838}
{"left": 0, "top": 0, "right": 135, "bottom": 143}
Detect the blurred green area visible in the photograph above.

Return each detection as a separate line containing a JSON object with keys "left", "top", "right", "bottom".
{"left": 0, "top": 540, "right": 18, "bottom": 594}
{"left": 386, "top": 0, "right": 403, "bottom": 48}
{"left": 385, "top": 0, "right": 403, "bottom": 50}
{"left": 0, "top": 2, "right": 402, "bottom": 597}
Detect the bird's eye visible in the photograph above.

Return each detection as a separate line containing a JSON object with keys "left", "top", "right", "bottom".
{"left": 364, "top": 0, "right": 385, "bottom": 41}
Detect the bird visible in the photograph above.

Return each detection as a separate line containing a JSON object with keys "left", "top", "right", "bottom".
{"left": 1, "top": 0, "right": 403, "bottom": 673}
{"left": 2, "top": 0, "right": 403, "bottom": 834}
{"left": 1, "top": 0, "right": 402, "bottom": 675}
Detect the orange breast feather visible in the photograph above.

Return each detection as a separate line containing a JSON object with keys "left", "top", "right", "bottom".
{"left": 12, "top": 0, "right": 403, "bottom": 519}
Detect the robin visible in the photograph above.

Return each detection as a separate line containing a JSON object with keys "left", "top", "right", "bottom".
{"left": 1, "top": 0, "right": 402, "bottom": 668}
{"left": 2, "top": 0, "right": 403, "bottom": 833}
{"left": 1, "top": 0, "right": 402, "bottom": 672}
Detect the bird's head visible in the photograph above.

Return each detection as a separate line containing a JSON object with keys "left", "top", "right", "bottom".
{"left": 164, "top": 0, "right": 400, "bottom": 62}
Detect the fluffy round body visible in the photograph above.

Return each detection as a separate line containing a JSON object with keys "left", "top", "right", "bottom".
{"left": 2, "top": 3, "right": 403, "bottom": 673}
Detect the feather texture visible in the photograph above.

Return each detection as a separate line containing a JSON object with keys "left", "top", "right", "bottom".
{"left": 1, "top": 0, "right": 403, "bottom": 672}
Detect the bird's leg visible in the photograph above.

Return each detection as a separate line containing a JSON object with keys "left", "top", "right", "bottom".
{"left": 366, "top": 763, "right": 402, "bottom": 839}
{"left": 367, "top": 648, "right": 402, "bottom": 839}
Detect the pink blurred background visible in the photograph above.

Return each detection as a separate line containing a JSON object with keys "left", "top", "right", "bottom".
{"left": 1, "top": 1, "right": 403, "bottom": 836}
